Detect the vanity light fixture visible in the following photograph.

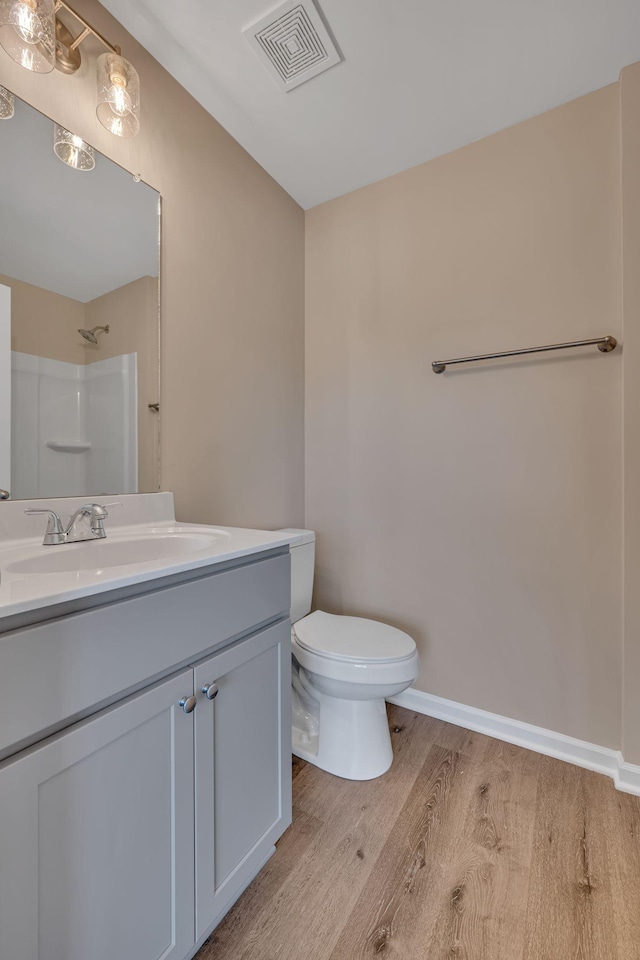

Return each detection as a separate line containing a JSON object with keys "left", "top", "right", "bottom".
{"left": 0, "top": 0, "right": 140, "bottom": 138}
{"left": 53, "top": 123, "right": 95, "bottom": 170}
{"left": 0, "top": 0, "right": 56, "bottom": 73}
{"left": 96, "top": 50, "right": 139, "bottom": 138}
{"left": 0, "top": 84, "right": 15, "bottom": 118}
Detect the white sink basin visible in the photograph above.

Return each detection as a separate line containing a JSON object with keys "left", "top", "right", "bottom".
{"left": 0, "top": 498, "right": 299, "bottom": 620}
{"left": 6, "top": 531, "right": 229, "bottom": 575}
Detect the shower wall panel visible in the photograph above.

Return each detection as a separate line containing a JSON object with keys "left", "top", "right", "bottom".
{"left": 11, "top": 352, "right": 137, "bottom": 499}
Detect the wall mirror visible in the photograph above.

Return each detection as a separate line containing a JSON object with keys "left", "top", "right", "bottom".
{"left": 0, "top": 89, "right": 160, "bottom": 501}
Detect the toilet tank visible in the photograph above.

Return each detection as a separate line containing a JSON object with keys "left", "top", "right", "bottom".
{"left": 279, "top": 529, "right": 316, "bottom": 624}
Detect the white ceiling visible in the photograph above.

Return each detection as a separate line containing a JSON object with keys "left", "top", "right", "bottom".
{"left": 101, "top": 0, "right": 640, "bottom": 209}
{"left": 0, "top": 94, "right": 159, "bottom": 302}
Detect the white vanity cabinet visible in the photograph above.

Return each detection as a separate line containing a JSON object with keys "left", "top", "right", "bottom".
{"left": 0, "top": 669, "right": 197, "bottom": 960}
{"left": 0, "top": 548, "right": 292, "bottom": 960}
{"left": 193, "top": 620, "right": 291, "bottom": 938}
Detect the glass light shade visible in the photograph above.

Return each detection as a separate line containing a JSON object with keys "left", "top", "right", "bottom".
{"left": 96, "top": 51, "right": 140, "bottom": 138}
{"left": 0, "top": 85, "right": 14, "bottom": 118}
{"left": 0, "top": 0, "right": 55, "bottom": 73}
{"left": 53, "top": 124, "right": 96, "bottom": 172}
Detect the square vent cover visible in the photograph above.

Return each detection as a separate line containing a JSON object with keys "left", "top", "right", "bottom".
{"left": 243, "top": 0, "right": 342, "bottom": 92}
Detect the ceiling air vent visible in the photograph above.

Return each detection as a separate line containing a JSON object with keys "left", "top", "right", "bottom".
{"left": 243, "top": 0, "right": 341, "bottom": 92}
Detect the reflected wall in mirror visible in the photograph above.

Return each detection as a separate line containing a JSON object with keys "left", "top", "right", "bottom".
{"left": 0, "top": 91, "right": 160, "bottom": 501}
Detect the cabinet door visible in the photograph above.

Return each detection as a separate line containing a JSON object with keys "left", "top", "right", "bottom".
{"left": 0, "top": 670, "right": 196, "bottom": 960}
{"left": 193, "top": 620, "right": 291, "bottom": 938}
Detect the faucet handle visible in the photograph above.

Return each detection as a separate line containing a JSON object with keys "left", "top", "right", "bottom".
{"left": 89, "top": 501, "right": 122, "bottom": 536}
{"left": 92, "top": 500, "right": 121, "bottom": 521}
{"left": 24, "top": 509, "right": 65, "bottom": 545}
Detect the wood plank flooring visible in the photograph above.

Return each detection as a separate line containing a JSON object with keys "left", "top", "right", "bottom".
{"left": 195, "top": 705, "right": 640, "bottom": 960}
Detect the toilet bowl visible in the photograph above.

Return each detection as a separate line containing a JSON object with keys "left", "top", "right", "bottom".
{"left": 281, "top": 530, "right": 419, "bottom": 781}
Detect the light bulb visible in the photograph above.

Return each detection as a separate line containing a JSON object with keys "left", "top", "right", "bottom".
{"left": 15, "top": 0, "right": 40, "bottom": 42}
{"left": 109, "top": 82, "right": 132, "bottom": 117}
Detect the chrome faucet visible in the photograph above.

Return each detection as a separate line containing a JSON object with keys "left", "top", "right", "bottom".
{"left": 25, "top": 502, "right": 121, "bottom": 545}
{"left": 65, "top": 503, "right": 113, "bottom": 542}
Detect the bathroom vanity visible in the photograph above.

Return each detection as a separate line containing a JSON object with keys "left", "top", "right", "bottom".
{"left": 0, "top": 494, "right": 295, "bottom": 960}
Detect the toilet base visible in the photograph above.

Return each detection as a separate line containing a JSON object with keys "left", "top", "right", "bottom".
{"left": 292, "top": 690, "right": 393, "bottom": 781}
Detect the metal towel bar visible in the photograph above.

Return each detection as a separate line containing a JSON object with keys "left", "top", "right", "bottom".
{"left": 432, "top": 335, "right": 617, "bottom": 374}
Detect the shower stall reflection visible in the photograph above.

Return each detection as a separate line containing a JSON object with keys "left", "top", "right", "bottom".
{"left": 11, "top": 350, "right": 137, "bottom": 499}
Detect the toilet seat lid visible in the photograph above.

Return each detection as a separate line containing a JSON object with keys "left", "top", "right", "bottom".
{"left": 293, "top": 611, "right": 416, "bottom": 663}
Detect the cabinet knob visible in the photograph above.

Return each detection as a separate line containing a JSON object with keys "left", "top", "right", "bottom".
{"left": 179, "top": 695, "right": 197, "bottom": 714}
{"left": 202, "top": 683, "right": 219, "bottom": 700}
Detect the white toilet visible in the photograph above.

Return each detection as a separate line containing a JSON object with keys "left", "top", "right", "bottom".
{"left": 282, "top": 530, "right": 419, "bottom": 781}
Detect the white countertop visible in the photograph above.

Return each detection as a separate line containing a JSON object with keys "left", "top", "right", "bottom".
{"left": 0, "top": 493, "right": 307, "bottom": 620}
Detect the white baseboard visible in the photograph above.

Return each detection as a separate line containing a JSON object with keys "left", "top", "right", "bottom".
{"left": 388, "top": 688, "right": 640, "bottom": 797}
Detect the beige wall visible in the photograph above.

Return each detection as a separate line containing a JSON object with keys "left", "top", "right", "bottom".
{"left": 2, "top": 273, "right": 86, "bottom": 364}
{"left": 305, "top": 86, "right": 623, "bottom": 747}
{"left": 622, "top": 62, "right": 640, "bottom": 763}
{"left": 86, "top": 277, "right": 159, "bottom": 493}
{"left": 0, "top": 0, "right": 305, "bottom": 529}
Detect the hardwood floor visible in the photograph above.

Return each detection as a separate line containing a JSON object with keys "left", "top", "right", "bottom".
{"left": 196, "top": 705, "right": 640, "bottom": 960}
